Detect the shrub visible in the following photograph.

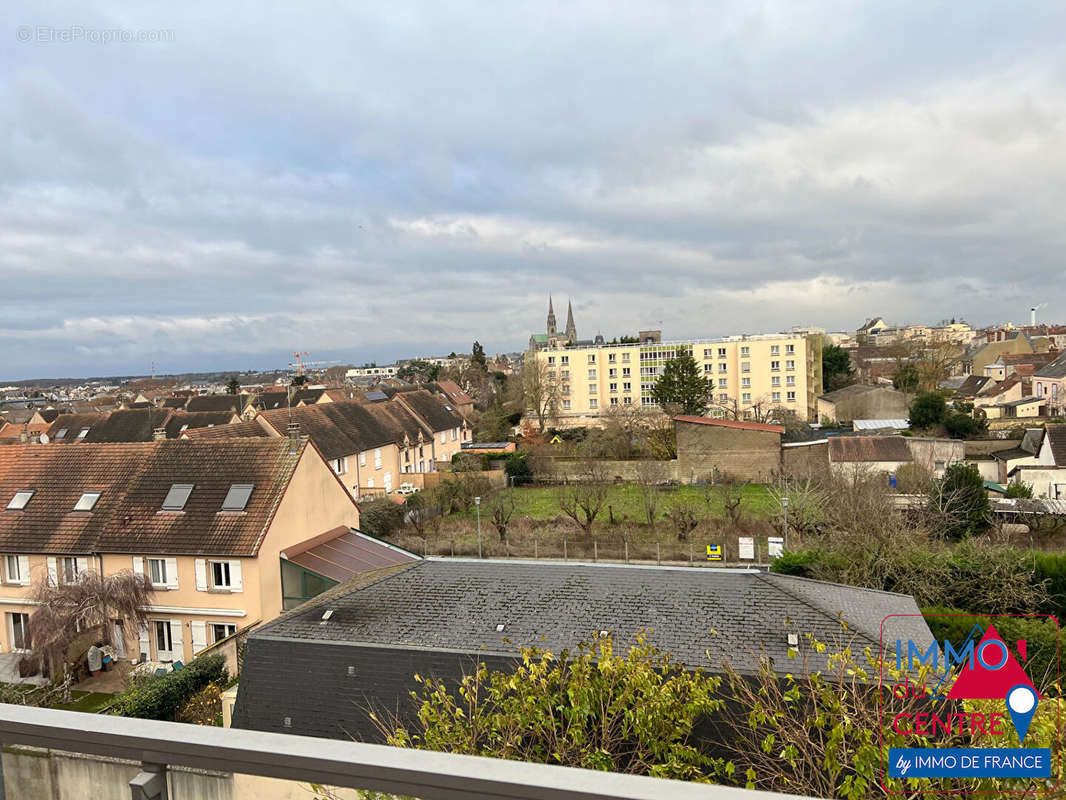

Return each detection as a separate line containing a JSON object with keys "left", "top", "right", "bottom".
{"left": 358, "top": 497, "right": 406, "bottom": 539}
{"left": 504, "top": 451, "right": 532, "bottom": 479}
{"left": 1006, "top": 477, "right": 1034, "bottom": 498}
{"left": 111, "top": 654, "right": 227, "bottom": 721}
{"left": 927, "top": 463, "right": 990, "bottom": 540}
{"left": 923, "top": 607, "right": 1060, "bottom": 690}
{"left": 769, "top": 549, "right": 821, "bottom": 578}
{"left": 177, "top": 682, "right": 224, "bottom": 725}
{"left": 909, "top": 391, "right": 947, "bottom": 428}
{"left": 943, "top": 410, "right": 985, "bottom": 439}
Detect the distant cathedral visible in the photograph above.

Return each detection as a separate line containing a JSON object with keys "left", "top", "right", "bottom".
{"left": 530, "top": 296, "right": 602, "bottom": 351}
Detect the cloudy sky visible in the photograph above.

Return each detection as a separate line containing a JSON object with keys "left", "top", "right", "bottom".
{"left": 3, "top": 1, "right": 1065, "bottom": 379}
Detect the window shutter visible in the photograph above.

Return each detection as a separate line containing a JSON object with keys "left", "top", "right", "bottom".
{"left": 138, "top": 626, "right": 150, "bottom": 662}
{"left": 190, "top": 621, "right": 207, "bottom": 655}
{"left": 75, "top": 557, "right": 89, "bottom": 577}
{"left": 229, "top": 560, "right": 243, "bottom": 592}
{"left": 194, "top": 559, "right": 208, "bottom": 591}
{"left": 47, "top": 557, "right": 58, "bottom": 586}
{"left": 17, "top": 555, "right": 30, "bottom": 586}
{"left": 170, "top": 620, "right": 183, "bottom": 661}
{"left": 133, "top": 556, "right": 144, "bottom": 576}
{"left": 165, "top": 558, "right": 179, "bottom": 589}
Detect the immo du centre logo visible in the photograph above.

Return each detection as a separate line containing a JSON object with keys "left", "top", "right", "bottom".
{"left": 881, "top": 614, "right": 1059, "bottom": 788}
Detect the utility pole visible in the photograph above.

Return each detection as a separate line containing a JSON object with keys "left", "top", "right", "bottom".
{"left": 782, "top": 496, "right": 790, "bottom": 552}
{"left": 474, "top": 496, "right": 482, "bottom": 559}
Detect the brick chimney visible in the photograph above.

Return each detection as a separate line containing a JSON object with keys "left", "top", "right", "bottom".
{"left": 287, "top": 422, "right": 300, "bottom": 453}
{"left": 152, "top": 427, "right": 166, "bottom": 441}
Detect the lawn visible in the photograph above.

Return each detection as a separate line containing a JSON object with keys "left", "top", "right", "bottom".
{"left": 55, "top": 691, "right": 115, "bottom": 714}
{"left": 456, "top": 483, "right": 776, "bottom": 523}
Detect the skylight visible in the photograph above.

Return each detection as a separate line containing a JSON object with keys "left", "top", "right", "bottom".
{"left": 73, "top": 491, "right": 102, "bottom": 512}
{"left": 6, "top": 490, "right": 34, "bottom": 510}
{"left": 76, "top": 428, "right": 89, "bottom": 439}
{"left": 55, "top": 428, "right": 68, "bottom": 440}
{"left": 161, "top": 484, "right": 194, "bottom": 511}
{"left": 221, "top": 484, "right": 254, "bottom": 511}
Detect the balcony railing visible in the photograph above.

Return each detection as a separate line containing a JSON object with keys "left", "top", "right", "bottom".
{"left": 0, "top": 704, "right": 805, "bottom": 800}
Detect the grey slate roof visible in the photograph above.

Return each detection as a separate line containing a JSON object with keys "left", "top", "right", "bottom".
{"left": 1034, "top": 350, "right": 1066, "bottom": 379}
{"left": 252, "top": 559, "right": 930, "bottom": 675}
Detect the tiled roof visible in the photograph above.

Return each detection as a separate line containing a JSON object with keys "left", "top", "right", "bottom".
{"left": 673, "top": 416, "right": 784, "bottom": 434}
{"left": 251, "top": 559, "right": 931, "bottom": 675}
{"left": 1047, "top": 424, "right": 1066, "bottom": 466}
{"left": 161, "top": 397, "right": 188, "bottom": 409}
{"left": 818, "top": 383, "right": 881, "bottom": 402}
{"left": 0, "top": 439, "right": 309, "bottom": 556}
{"left": 955, "top": 375, "right": 993, "bottom": 397}
{"left": 184, "top": 395, "right": 244, "bottom": 413}
{"left": 435, "top": 379, "right": 473, "bottom": 406}
{"left": 394, "top": 389, "right": 465, "bottom": 433}
{"left": 292, "top": 389, "right": 327, "bottom": 405}
{"left": 44, "top": 413, "right": 110, "bottom": 443}
{"left": 1035, "top": 351, "right": 1066, "bottom": 380}
{"left": 828, "top": 435, "right": 912, "bottom": 463}
{"left": 259, "top": 400, "right": 430, "bottom": 461}
{"left": 182, "top": 419, "right": 273, "bottom": 440}
{"left": 162, "top": 411, "right": 239, "bottom": 439}
{"left": 83, "top": 409, "right": 174, "bottom": 443}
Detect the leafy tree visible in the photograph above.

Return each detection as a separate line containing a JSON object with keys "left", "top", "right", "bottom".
{"left": 358, "top": 498, "right": 406, "bottom": 539}
{"left": 891, "top": 363, "right": 919, "bottom": 393}
{"left": 372, "top": 633, "right": 724, "bottom": 781}
{"left": 927, "top": 462, "right": 991, "bottom": 541}
{"left": 471, "top": 341, "right": 487, "bottom": 370}
{"left": 821, "top": 343, "right": 853, "bottom": 391}
{"left": 651, "top": 352, "right": 711, "bottom": 415}
{"left": 225, "top": 376, "right": 241, "bottom": 395}
{"left": 397, "top": 359, "right": 440, "bottom": 382}
{"left": 943, "top": 410, "right": 985, "bottom": 439}
{"left": 1006, "top": 477, "right": 1034, "bottom": 498}
{"left": 908, "top": 391, "right": 947, "bottom": 428}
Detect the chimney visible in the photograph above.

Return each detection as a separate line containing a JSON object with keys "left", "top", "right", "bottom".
{"left": 152, "top": 427, "right": 166, "bottom": 441}
{"left": 19, "top": 430, "right": 28, "bottom": 444}
{"left": 287, "top": 422, "right": 300, "bottom": 453}
{"left": 29, "top": 432, "right": 40, "bottom": 445}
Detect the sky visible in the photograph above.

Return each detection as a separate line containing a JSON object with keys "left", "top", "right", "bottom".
{"left": 2, "top": 1, "right": 1065, "bottom": 380}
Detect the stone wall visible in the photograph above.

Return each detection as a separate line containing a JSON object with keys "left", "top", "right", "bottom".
{"left": 781, "top": 440, "right": 830, "bottom": 481}
{"left": 675, "top": 422, "right": 781, "bottom": 483}
{"left": 546, "top": 458, "right": 679, "bottom": 483}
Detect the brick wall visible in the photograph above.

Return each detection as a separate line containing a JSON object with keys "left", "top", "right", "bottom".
{"left": 675, "top": 423, "right": 781, "bottom": 483}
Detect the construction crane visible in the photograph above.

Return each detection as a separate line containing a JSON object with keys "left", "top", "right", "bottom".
{"left": 289, "top": 352, "right": 311, "bottom": 376}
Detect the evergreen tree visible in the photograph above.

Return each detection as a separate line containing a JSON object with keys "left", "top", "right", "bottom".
{"left": 822, "top": 343, "right": 853, "bottom": 390}
{"left": 909, "top": 391, "right": 947, "bottom": 428}
{"left": 225, "top": 376, "right": 241, "bottom": 395}
{"left": 651, "top": 352, "right": 712, "bottom": 416}
{"left": 471, "top": 341, "right": 487, "bottom": 370}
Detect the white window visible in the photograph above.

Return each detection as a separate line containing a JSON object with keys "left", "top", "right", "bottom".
{"left": 154, "top": 620, "right": 174, "bottom": 660}
{"left": 161, "top": 484, "right": 193, "bottom": 511}
{"left": 73, "top": 491, "right": 101, "bottom": 512}
{"left": 374, "top": 448, "right": 382, "bottom": 469}
{"left": 77, "top": 428, "right": 89, "bottom": 439}
{"left": 589, "top": 399, "right": 598, "bottom": 409}
{"left": 589, "top": 384, "right": 597, "bottom": 394}
{"left": 440, "top": 432, "right": 446, "bottom": 444}
{"left": 718, "top": 378, "right": 727, "bottom": 388}
{"left": 786, "top": 344, "right": 795, "bottom": 354}
{"left": 367, "top": 477, "right": 375, "bottom": 488}
{"left": 610, "top": 383, "right": 618, "bottom": 393}
{"left": 703, "top": 348, "right": 712, "bottom": 359}
{"left": 772, "top": 376, "right": 780, "bottom": 387}
{"left": 4, "top": 555, "right": 29, "bottom": 586}
{"left": 787, "top": 391, "right": 796, "bottom": 402}
{"left": 359, "top": 452, "right": 366, "bottom": 467}
{"left": 221, "top": 484, "right": 253, "bottom": 511}
{"left": 212, "top": 623, "right": 237, "bottom": 643}
{"left": 6, "top": 490, "right": 34, "bottom": 510}
{"left": 608, "top": 368, "right": 617, "bottom": 378}
{"left": 787, "top": 375, "right": 796, "bottom": 386}
{"left": 332, "top": 458, "right": 348, "bottom": 475}
{"left": 742, "top": 393, "right": 752, "bottom": 403}
{"left": 741, "top": 363, "right": 750, "bottom": 373}
{"left": 786, "top": 360, "right": 795, "bottom": 370}
{"left": 718, "top": 347, "right": 727, "bottom": 358}
{"left": 623, "top": 382, "right": 631, "bottom": 391}
{"left": 742, "top": 377, "right": 751, "bottom": 388}
{"left": 55, "top": 428, "right": 68, "bottom": 440}
{"left": 610, "top": 397, "right": 619, "bottom": 406}
{"left": 563, "top": 399, "right": 571, "bottom": 410}
{"left": 771, "top": 360, "right": 781, "bottom": 371}
{"left": 9, "top": 613, "right": 30, "bottom": 651}
{"left": 211, "top": 561, "right": 234, "bottom": 590}
{"left": 60, "top": 557, "right": 79, "bottom": 584}
{"left": 547, "top": 356, "right": 555, "bottom": 365}
{"left": 772, "top": 392, "right": 781, "bottom": 402}
{"left": 147, "top": 558, "right": 178, "bottom": 589}
{"left": 561, "top": 356, "right": 569, "bottom": 365}
{"left": 718, "top": 393, "right": 729, "bottom": 402}
{"left": 771, "top": 345, "right": 780, "bottom": 355}
{"left": 704, "top": 364, "right": 714, "bottom": 374}
{"left": 451, "top": 427, "right": 457, "bottom": 441}
{"left": 740, "top": 346, "right": 750, "bottom": 357}
{"left": 622, "top": 397, "right": 632, "bottom": 405}
{"left": 718, "top": 363, "right": 727, "bottom": 373}
{"left": 608, "top": 353, "right": 616, "bottom": 363}
{"left": 588, "top": 369, "right": 597, "bottom": 379}
{"left": 588, "top": 354, "right": 596, "bottom": 364}
{"left": 384, "top": 472, "right": 393, "bottom": 493}
{"left": 621, "top": 353, "right": 630, "bottom": 362}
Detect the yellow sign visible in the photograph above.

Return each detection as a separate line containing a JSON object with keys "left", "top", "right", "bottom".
{"left": 706, "top": 544, "right": 722, "bottom": 561}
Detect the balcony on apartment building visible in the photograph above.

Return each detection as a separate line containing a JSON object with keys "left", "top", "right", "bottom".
{"left": 0, "top": 704, "right": 804, "bottom": 800}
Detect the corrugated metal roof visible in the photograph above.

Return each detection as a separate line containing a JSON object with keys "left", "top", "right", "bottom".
{"left": 829, "top": 436, "right": 912, "bottom": 463}
{"left": 852, "top": 418, "right": 909, "bottom": 430}
{"left": 282, "top": 527, "right": 419, "bottom": 582}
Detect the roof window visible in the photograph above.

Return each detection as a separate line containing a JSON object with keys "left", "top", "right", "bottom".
{"left": 76, "top": 428, "right": 90, "bottom": 439}
{"left": 73, "top": 491, "right": 102, "bottom": 512}
{"left": 161, "top": 484, "right": 194, "bottom": 511}
{"left": 55, "top": 428, "right": 68, "bottom": 440}
{"left": 6, "top": 490, "right": 34, "bottom": 510}
{"left": 221, "top": 484, "right": 254, "bottom": 511}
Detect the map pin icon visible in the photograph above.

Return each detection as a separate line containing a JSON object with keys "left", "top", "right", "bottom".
{"left": 1006, "top": 684, "right": 1038, "bottom": 745}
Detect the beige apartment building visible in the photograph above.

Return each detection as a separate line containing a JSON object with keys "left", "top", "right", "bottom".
{"left": 533, "top": 333, "right": 823, "bottom": 423}
{"left": 0, "top": 438, "right": 413, "bottom": 665}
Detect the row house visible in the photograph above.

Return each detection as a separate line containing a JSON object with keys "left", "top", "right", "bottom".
{"left": 0, "top": 438, "right": 417, "bottom": 665}
{"left": 42, "top": 409, "right": 240, "bottom": 443}
{"left": 1034, "top": 351, "right": 1066, "bottom": 417}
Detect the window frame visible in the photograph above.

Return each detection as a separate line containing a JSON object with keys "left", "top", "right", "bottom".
{"left": 73, "top": 491, "right": 102, "bottom": 512}
{"left": 6, "top": 490, "right": 34, "bottom": 511}
{"left": 220, "top": 484, "right": 254, "bottom": 512}
{"left": 161, "top": 483, "right": 194, "bottom": 512}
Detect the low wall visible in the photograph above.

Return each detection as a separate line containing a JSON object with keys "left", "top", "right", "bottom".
{"left": 1, "top": 746, "right": 363, "bottom": 800}
{"left": 546, "top": 458, "right": 679, "bottom": 483}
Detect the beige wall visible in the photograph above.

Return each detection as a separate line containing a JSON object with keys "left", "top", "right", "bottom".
{"left": 536, "top": 334, "right": 820, "bottom": 424}
{"left": 675, "top": 422, "right": 782, "bottom": 483}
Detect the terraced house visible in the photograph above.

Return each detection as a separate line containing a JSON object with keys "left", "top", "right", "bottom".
{"left": 0, "top": 437, "right": 411, "bottom": 665}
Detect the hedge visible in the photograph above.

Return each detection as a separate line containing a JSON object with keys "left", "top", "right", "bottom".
{"left": 110, "top": 654, "right": 228, "bottom": 721}
{"left": 923, "top": 607, "right": 1059, "bottom": 690}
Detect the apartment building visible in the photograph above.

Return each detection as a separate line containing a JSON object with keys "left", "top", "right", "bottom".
{"left": 0, "top": 438, "right": 400, "bottom": 664}
{"left": 533, "top": 333, "right": 823, "bottom": 422}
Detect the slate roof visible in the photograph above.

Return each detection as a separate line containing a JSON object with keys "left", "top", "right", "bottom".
{"left": 0, "top": 439, "right": 312, "bottom": 556}
{"left": 83, "top": 409, "right": 174, "bottom": 443}
{"left": 1035, "top": 351, "right": 1066, "bottom": 379}
{"left": 954, "top": 375, "right": 993, "bottom": 397}
{"left": 162, "top": 411, "right": 240, "bottom": 439}
{"left": 184, "top": 395, "right": 243, "bottom": 413}
{"left": 161, "top": 397, "right": 188, "bottom": 409}
{"left": 673, "top": 416, "right": 785, "bottom": 434}
{"left": 181, "top": 419, "right": 273, "bottom": 440}
{"left": 1047, "top": 424, "right": 1066, "bottom": 466}
{"left": 828, "top": 436, "right": 912, "bottom": 463}
{"left": 36, "top": 409, "right": 62, "bottom": 424}
{"left": 818, "top": 383, "right": 881, "bottom": 403}
{"left": 45, "top": 413, "right": 109, "bottom": 443}
{"left": 251, "top": 559, "right": 931, "bottom": 675}
{"left": 292, "top": 389, "right": 327, "bottom": 405}
{"left": 394, "top": 389, "right": 465, "bottom": 433}
{"left": 255, "top": 391, "right": 290, "bottom": 411}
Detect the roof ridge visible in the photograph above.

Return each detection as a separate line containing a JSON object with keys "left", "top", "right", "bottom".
{"left": 755, "top": 572, "right": 884, "bottom": 643}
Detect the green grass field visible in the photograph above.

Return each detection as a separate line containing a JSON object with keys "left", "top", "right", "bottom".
{"left": 457, "top": 483, "right": 776, "bottom": 523}
{"left": 55, "top": 691, "right": 115, "bottom": 713}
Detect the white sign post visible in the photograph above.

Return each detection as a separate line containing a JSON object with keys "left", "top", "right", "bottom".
{"left": 738, "top": 537, "right": 755, "bottom": 561}
{"left": 768, "top": 536, "right": 784, "bottom": 558}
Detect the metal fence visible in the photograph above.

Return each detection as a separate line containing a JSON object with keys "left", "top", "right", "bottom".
{"left": 0, "top": 704, "right": 805, "bottom": 800}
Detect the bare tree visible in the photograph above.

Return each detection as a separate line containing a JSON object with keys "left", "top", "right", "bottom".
{"left": 520, "top": 357, "right": 560, "bottom": 433}
{"left": 709, "top": 477, "right": 749, "bottom": 528}
{"left": 406, "top": 489, "right": 438, "bottom": 539}
{"left": 556, "top": 462, "right": 610, "bottom": 536}
{"left": 488, "top": 489, "right": 518, "bottom": 542}
{"left": 29, "top": 570, "right": 151, "bottom": 679}
{"left": 665, "top": 494, "right": 703, "bottom": 541}
{"left": 634, "top": 460, "right": 666, "bottom": 525}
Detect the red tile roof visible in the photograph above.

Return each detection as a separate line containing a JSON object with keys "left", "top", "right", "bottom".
{"left": 673, "top": 416, "right": 785, "bottom": 434}
{"left": 0, "top": 439, "right": 315, "bottom": 556}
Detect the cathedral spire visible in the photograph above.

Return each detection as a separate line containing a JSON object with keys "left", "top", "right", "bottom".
{"left": 546, "top": 295, "right": 557, "bottom": 338}
{"left": 565, "top": 300, "right": 577, "bottom": 342}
